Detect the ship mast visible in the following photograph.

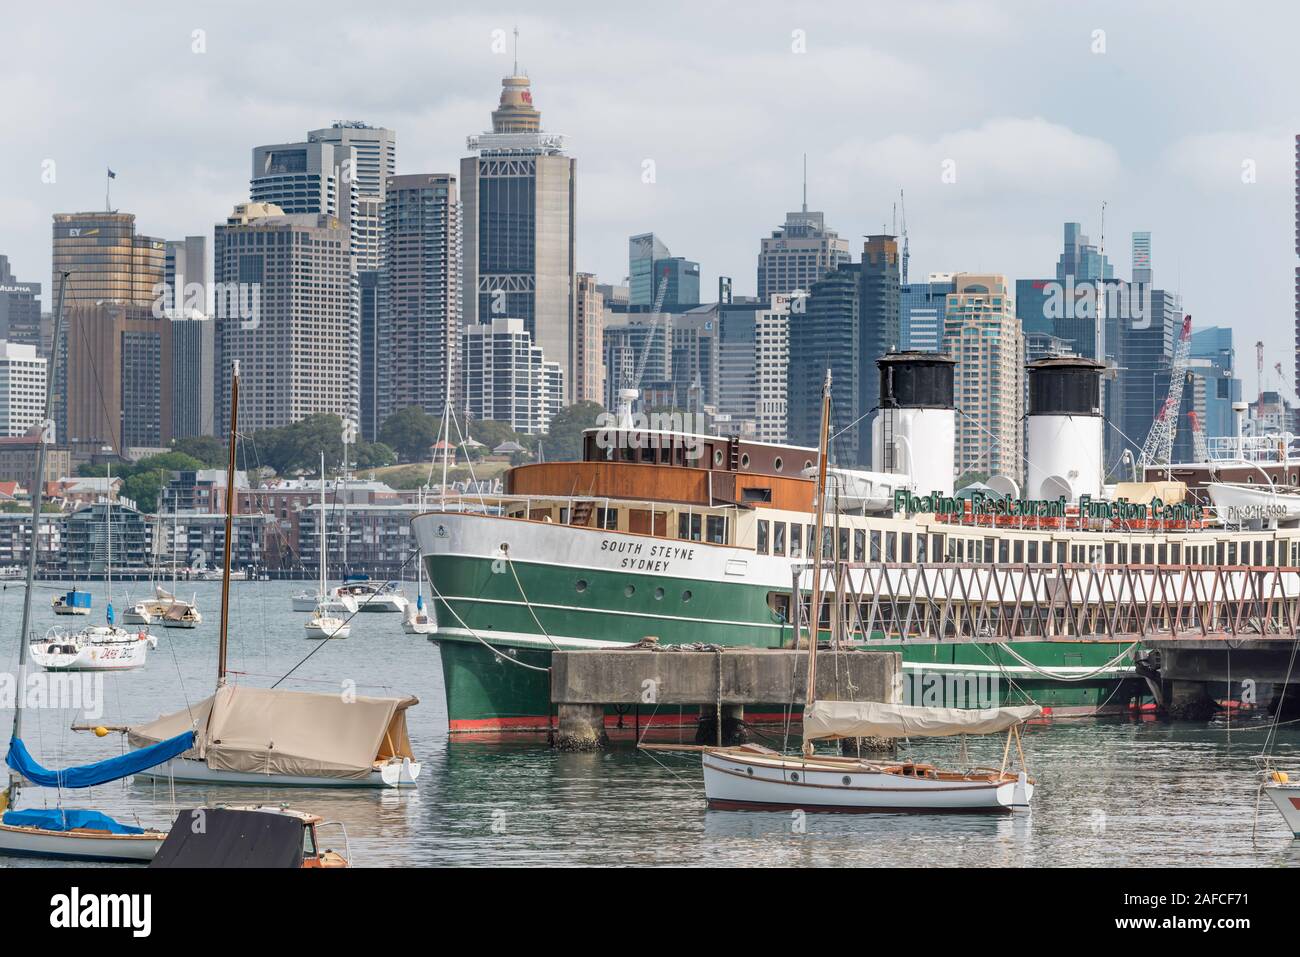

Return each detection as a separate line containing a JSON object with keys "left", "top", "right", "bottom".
{"left": 802, "top": 369, "right": 833, "bottom": 756}
{"left": 6, "top": 271, "right": 68, "bottom": 805}
{"left": 217, "top": 360, "right": 240, "bottom": 687}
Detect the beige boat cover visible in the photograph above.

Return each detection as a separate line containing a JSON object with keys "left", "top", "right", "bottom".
{"left": 1111, "top": 481, "right": 1186, "bottom": 504}
{"left": 127, "top": 685, "right": 417, "bottom": 781}
{"left": 803, "top": 701, "right": 1042, "bottom": 741}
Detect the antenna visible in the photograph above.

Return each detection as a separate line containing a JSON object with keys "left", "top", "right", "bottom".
{"left": 801, "top": 153, "right": 807, "bottom": 213}
{"left": 513, "top": 25, "right": 519, "bottom": 75}
{"left": 898, "top": 189, "right": 909, "bottom": 285}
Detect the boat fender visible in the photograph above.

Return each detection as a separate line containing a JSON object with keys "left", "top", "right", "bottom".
{"left": 138, "top": 631, "right": 148, "bottom": 641}
{"left": 1273, "top": 770, "right": 1290, "bottom": 784}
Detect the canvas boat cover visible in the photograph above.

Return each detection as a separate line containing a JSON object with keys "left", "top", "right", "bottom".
{"left": 2, "top": 808, "right": 145, "bottom": 835}
{"left": 151, "top": 808, "right": 302, "bottom": 868}
{"left": 127, "top": 685, "right": 416, "bottom": 781}
{"left": 803, "top": 701, "right": 1042, "bottom": 741}
{"left": 163, "top": 603, "right": 194, "bottom": 621}
{"left": 7, "top": 731, "right": 195, "bottom": 789}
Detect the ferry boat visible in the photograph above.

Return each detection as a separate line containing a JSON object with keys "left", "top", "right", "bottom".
{"left": 412, "top": 354, "right": 1300, "bottom": 733}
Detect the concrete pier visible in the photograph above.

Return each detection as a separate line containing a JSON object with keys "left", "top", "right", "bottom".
{"left": 1143, "top": 638, "right": 1300, "bottom": 717}
{"left": 550, "top": 647, "right": 900, "bottom": 750}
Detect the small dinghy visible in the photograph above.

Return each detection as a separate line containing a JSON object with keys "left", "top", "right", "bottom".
{"left": 150, "top": 805, "right": 350, "bottom": 868}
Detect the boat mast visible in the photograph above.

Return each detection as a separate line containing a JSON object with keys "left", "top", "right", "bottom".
{"left": 7, "top": 271, "right": 68, "bottom": 804}
{"left": 105, "top": 461, "right": 112, "bottom": 624}
{"left": 802, "top": 369, "right": 833, "bottom": 756}
{"left": 318, "top": 452, "right": 325, "bottom": 601}
{"left": 217, "top": 360, "right": 240, "bottom": 687}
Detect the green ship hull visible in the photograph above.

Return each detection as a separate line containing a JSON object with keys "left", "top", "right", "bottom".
{"left": 426, "top": 553, "right": 1144, "bottom": 732}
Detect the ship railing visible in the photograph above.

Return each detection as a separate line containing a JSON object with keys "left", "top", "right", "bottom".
{"left": 796, "top": 561, "right": 1300, "bottom": 643}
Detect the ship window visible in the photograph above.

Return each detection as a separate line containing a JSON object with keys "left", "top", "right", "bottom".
{"left": 706, "top": 516, "right": 726, "bottom": 544}
{"left": 823, "top": 529, "right": 834, "bottom": 560}
{"left": 757, "top": 520, "right": 770, "bottom": 555}
{"left": 774, "top": 457, "right": 783, "bottom": 472}
{"left": 839, "top": 528, "right": 850, "bottom": 561}
{"left": 1144, "top": 545, "right": 1154, "bottom": 565}
{"left": 854, "top": 529, "right": 865, "bottom": 562}
{"left": 1267, "top": 542, "right": 1275, "bottom": 565}
{"left": 741, "top": 453, "right": 751, "bottom": 470}
{"left": 1013, "top": 540, "right": 1024, "bottom": 563}
{"left": 998, "top": 540, "right": 1009, "bottom": 563}
{"left": 917, "top": 535, "right": 927, "bottom": 562}
{"left": 714, "top": 449, "right": 723, "bottom": 466}
{"left": 871, "top": 531, "right": 882, "bottom": 561}
{"left": 654, "top": 587, "right": 665, "bottom": 600}
{"left": 1255, "top": 541, "right": 1264, "bottom": 566}
{"left": 1228, "top": 543, "right": 1237, "bottom": 565}
{"left": 804, "top": 460, "right": 813, "bottom": 471}
{"left": 773, "top": 522, "right": 786, "bottom": 555}
{"left": 742, "top": 487, "right": 772, "bottom": 503}
{"left": 624, "top": 585, "right": 636, "bottom": 597}
{"left": 1104, "top": 543, "right": 1114, "bottom": 564}
{"left": 679, "top": 513, "right": 702, "bottom": 541}
{"left": 575, "top": 579, "right": 588, "bottom": 593}
{"left": 901, "top": 534, "right": 912, "bottom": 563}
{"left": 932, "top": 534, "right": 944, "bottom": 563}
{"left": 790, "top": 524, "right": 802, "bottom": 558}
{"left": 1056, "top": 542, "right": 1066, "bottom": 563}
{"left": 682, "top": 589, "right": 693, "bottom": 602}
{"left": 597, "top": 508, "right": 618, "bottom": 530}
{"left": 1216, "top": 542, "right": 1225, "bottom": 565}
{"left": 560, "top": 507, "right": 570, "bottom": 524}
{"left": 886, "top": 532, "right": 897, "bottom": 562}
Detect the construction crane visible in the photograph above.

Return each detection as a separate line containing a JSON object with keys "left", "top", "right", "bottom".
{"left": 1256, "top": 340, "right": 1266, "bottom": 411}
{"left": 1138, "top": 313, "right": 1194, "bottom": 467}
{"left": 615, "top": 270, "right": 670, "bottom": 425}
{"left": 1187, "top": 410, "right": 1209, "bottom": 463}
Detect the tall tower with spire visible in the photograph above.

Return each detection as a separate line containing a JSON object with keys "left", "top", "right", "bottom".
{"left": 461, "top": 58, "right": 577, "bottom": 403}
{"left": 757, "top": 157, "right": 851, "bottom": 300}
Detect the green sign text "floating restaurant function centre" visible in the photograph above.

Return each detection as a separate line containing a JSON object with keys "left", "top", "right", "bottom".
{"left": 892, "top": 490, "right": 1200, "bottom": 523}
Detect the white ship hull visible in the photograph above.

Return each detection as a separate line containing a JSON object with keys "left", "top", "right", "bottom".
{"left": 1264, "top": 783, "right": 1300, "bottom": 837}
{"left": 30, "top": 635, "right": 150, "bottom": 672}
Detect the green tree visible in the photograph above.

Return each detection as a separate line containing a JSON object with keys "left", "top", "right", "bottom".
{"left": 543, "top": 401, "right": 605, "bottom": 461}
{"left": 169, "top": 435, "right": 227, "bottom": 468}
{"left": 354, "top": 441, "right": 397, "bottom": 469}
{"left": 378, "top": 406, "right": 439, "bottom": 463}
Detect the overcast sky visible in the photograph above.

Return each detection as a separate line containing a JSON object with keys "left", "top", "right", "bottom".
{"left": 1, "top": 1, "right": 1295, "bottom": 398}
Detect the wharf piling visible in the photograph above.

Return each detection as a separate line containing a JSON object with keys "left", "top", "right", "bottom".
{"left": 550, "top": 647, "right": 900, "bottom": 751}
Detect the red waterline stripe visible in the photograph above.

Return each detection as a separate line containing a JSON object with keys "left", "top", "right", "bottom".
{"left": 449, "top": 710, "right": 801, "bottom": 733}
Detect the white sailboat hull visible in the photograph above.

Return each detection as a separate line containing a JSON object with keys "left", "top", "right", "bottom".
{"left": 30, "top": 638, "right": 150, "bottom": 672}
{"left": 1263, "top": 783, "right": 1300, "bottom": 837}
{"left": 135, "top": 756, "right": 421, "bottom": 789}
{"left": 292, "top": 593, "right": 321, "bottom": 612}
{"left": 0, "top": 822, "right": 164, "bottom": 862}
{"left": 305, "top": 616, "right": 351, "bottom": 639}
{"left": 52, "top": 606, "right": 90, "bottom": 616}
{"left": 401, "top": 616, "right": 436, "bottom": 635}
{"left": 701, "top": 750, "right": 1032, "bottom": 813}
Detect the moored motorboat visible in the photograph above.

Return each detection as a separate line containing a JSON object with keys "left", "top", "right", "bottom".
{"left": 51, "top": 590, "right": 91, "bottom": 616}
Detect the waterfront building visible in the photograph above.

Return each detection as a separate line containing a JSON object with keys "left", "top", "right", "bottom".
{"left": 51, "top": 212, "right": 165, "bottom": 445}
{"left": 944, "top": 273, "right": 1023, "bottom": 484}
{"left": 573, "top": 272, "right": 606, "bottom": 405}
{"left": 1185, "top": 326, "right": 1240, "bottom": 450}
{"left": 307, "top": 122, "right": 396, "bottom": 273}
{"left": 377, "top": 173, "right": 462, "bottom": 426}
{"left": 0, "top": 342, "right": 46, "bottom": 437}
{"left": 757, "top": 195, "right": 851, "bottom": 300}
{"left": 462, "top": 317, "right": 564, "bottom": 434}
{"left": 0, "top": 255, "right": 41, "bottom": 348}
{"left": 629, "top": 234, "right": 700, "bottom": 309}
{"left": 165, "top": 236, "right": 215, "bottom": 439}
{"left": 213, "top": 203, "right": 358, "bottom": 435}
{"left": 899, "top": 274, "right": 954, "bottom": 352}
{"left": 461, "top": 72, "right": 576, "bottom": 401}
{"left": 0, "top": 435, "right": 69, "bottom": 487}
{"left": 718, "top": 294, "right": 794, "bottom": 443}
{"left": 359, "top": 270, "right": 380, "bottom": 440}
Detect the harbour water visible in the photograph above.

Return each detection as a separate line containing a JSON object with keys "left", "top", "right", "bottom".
{"left": 2, "top": 580, "right": 1298, "bottom": 867}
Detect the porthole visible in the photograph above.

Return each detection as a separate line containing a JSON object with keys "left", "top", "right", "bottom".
{"left": 654, "top": 587, "right": 664, "bottom": 600}
{"left": 842, "top": 775, "right": 851, "bottom": 786}
{"left": 774, "top": 456, "right": 783, "bottom": 472}
{"left": 500, "top": 542, "right": 509, "bottom": 553}
{"left": 714, "top": 449, "right": 723, "bottom": 466}
{"left": 624, "top": 584, "right": 636, "bottom": 598}
{"left": 789, "top": 771, "right": 800, "bottom": 782}
{"left": 681, "top": 589, "right": 693, "bottom": 602}
{"left": 804, "top": 460, "right": 813, "bottom": 471}
{"left": 575, "top": 579, "right": 588, "bottom": 593}
{"left": 746, "top": 767, "right": 754, "bottom": 776}
{"left": 740, "top": 453, "right": 750, "bottom": 469}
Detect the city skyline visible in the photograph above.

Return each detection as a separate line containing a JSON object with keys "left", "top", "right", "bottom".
{"left": 0, "top": 2, "right": 1295, "bottom": 399}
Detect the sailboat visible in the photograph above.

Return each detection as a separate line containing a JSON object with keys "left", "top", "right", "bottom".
{"left": 402, "top": 487, "right": 435, "bottom": 635}
{"left": 30, "top": 463, "right": 152, "bottom": 672}
{"left": 697, "top": 371, "right": 1038, "bottom": 814}
{"left": 306, "top": 453, "right": 351, "bottom": 639}
{"left": 0, "top": 274, "right": 186, "bottom": 862}
{"left": 129, "top": 361, "right": 421, "bottom": 788}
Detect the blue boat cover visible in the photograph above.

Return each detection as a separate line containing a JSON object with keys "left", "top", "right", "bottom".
{"left": 63, "top": 591, "right": 92, "bottom": 608}
{"left": 2, "top": 808, "right": 144, "bottom": 835}
{"left": 5, "top": 730, "right": 195, "bottom": 789}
